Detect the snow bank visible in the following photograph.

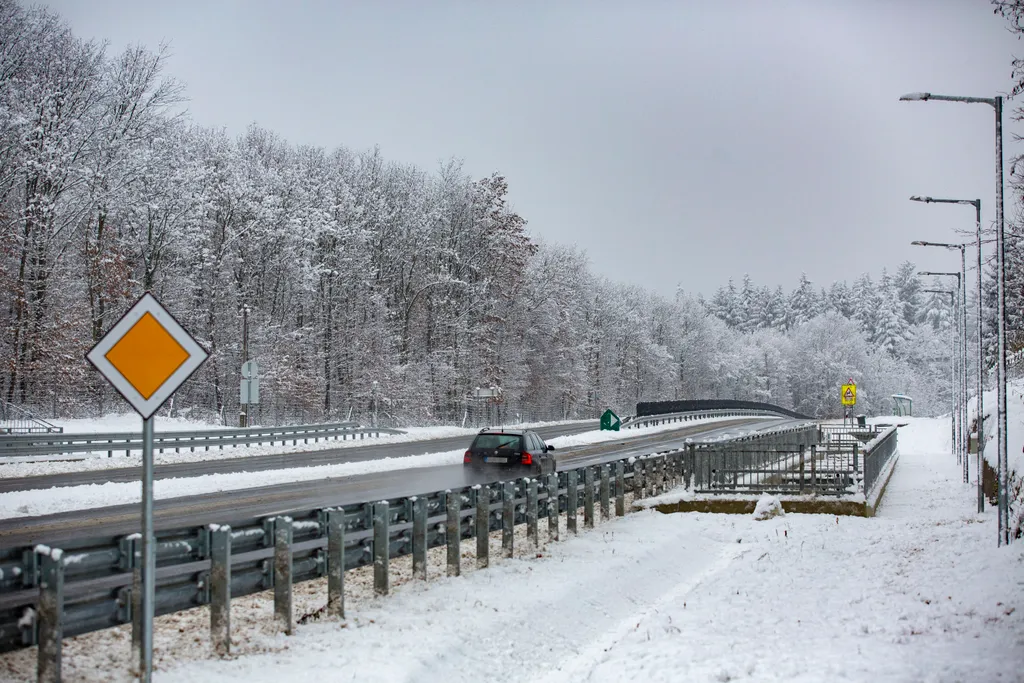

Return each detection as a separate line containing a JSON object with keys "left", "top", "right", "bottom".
{"left": 967, "top": 377, "right": 1024, "bottom": 537}
{"left": 0, "top": 449, "right": 461, "bottom": 519}
{"left": 751, "top": 493, "right": 784, "bottom": 520}
{"left": 0, "top": 423, "right": 585, "bottom": 479}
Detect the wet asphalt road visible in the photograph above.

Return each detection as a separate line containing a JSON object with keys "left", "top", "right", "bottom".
{"left": 0, "top": 417, "right": 793, "bottom": 548}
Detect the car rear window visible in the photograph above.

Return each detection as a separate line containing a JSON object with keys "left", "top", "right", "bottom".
{"left": 473, "top": 434, "right": 521, "bottom": 450}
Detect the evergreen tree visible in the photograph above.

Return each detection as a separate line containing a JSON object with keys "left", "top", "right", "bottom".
{"left": 787, "top": 273, "right": 820, "bottom": 329}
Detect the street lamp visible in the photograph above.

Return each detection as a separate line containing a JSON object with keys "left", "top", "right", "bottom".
{"left": 900, "top": 91, "right": 1010, "bottom": 545}
{"left": 920, "top": 271, "right": 965, "bottom": 468}
{"left": 909, "top": 197, "right": 985, "bottom": 511}
{"left": 923, "top": 287, "right": 959, "bottom": 468}
{"left": 916, "top": 248, "right": 970, "bottom": 485}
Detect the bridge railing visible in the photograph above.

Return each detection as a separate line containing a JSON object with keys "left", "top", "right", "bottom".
{"left": 685, "top": 424, "right": 898, "bottom": 498}
{"left": 620, "top": 408, "right": 783, "bottom": 430}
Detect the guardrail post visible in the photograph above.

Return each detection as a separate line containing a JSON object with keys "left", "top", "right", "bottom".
{"left": 412, "top": 497, "right": 427, "bottom": 580}
{"left": 584, "top": 467, "right": 595, "bottom": 529}
{"left": 686, "top": 445, "right": 695, "bottom": 489}
{"left": 446, "top": 490, "right": 461, "bottom": 577}
{"left": 210, "top": 524, "right": 231, "bottom": 656}
{"left": 274, "top": 516, "right": 293, "bottom": 635}
{"left": 547, "top": 474, "right": 559, "bottom": 542}
{"left": 502, "top": 482, "right": 515, "bottom": 558}
{"left": 327, "top": 508, "right": 346, "bottom": 618}
{"left": 373, "top": 501, "right": 390, "bottom": 595}
{"left": 615, "top": 462, "right": 625, "bottom": 516}
{"left": 810, "top": 445, "right": 817, "bottom": 494}
{"left": 567, "top": 470, "right": 578, "bottom": 535}
{"left": 36, "top": 549, "right": 64, "bottom": 683}
{"left": 131, "top": 563, "right": 142, "bottom": 665}
{"left": 475, "top": 486, "right": 489, "bottom": 569}
{"left": 798, "top": 445, "right": 805, "bottom": 494}
{"left": 599, "top": 464, "right": 610, "bottom": 520}
{"left": 527, "top": 479, "right": 539, "bottom": 547}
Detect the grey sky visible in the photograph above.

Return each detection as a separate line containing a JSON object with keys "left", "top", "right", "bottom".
{"left": 42, "top": 0, "right": 1021, "bottom": 298}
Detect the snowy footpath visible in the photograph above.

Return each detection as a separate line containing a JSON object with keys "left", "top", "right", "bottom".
{"left": 145, "top": 417, "right": 1023, "bottom": 683}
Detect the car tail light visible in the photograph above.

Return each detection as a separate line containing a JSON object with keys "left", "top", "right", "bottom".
{"left": 464, "top": 450, "right": 472, "bottom": 463}
{"left": 521, "top": 451, "right": 533, "bottom": 465}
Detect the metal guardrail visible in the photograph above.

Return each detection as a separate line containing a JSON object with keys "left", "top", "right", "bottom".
{"left": 621, "top": 408, "right": 779, "bottom": 430}
{"left": 0, "top": 401, "right": 62, "bottom": 436}
{"left": 862, "top": 426, "right": 899, "bottom": 495}
{"left": 0, "top": 422, "right": 814, "bottom": 676}
{"left": 636, "top": 399, "right": 812, "bottom": 421}
{"left": 0, "top": 423, "right": 405, "bottom": 460}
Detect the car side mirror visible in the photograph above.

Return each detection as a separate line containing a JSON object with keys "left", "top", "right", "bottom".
{"left": 546, "top": 444, "right": 556, "bottom": 451}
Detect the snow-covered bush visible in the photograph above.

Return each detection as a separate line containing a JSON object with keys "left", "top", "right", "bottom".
{"left": 752, "top": 494, "right": 785, "bottom": 520}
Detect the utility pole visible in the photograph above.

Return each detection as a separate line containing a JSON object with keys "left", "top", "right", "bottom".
{"left": 371, "top": 380, "right": 379, "bottom": 429}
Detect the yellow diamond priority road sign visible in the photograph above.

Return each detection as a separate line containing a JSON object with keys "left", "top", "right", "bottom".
{"left": 87, "top": 292, "right": 208, "bottom": 419}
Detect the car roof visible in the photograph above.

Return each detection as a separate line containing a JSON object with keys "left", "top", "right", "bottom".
{"left": 476, "top": 428, "right": 527, "bottom": 435}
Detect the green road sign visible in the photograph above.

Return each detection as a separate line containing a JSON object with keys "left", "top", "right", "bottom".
{"left": 600, "top": 409, "right": 621, "bottom": 431}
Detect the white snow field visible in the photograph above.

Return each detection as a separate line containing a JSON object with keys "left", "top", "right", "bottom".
{"left": 144, "top": 417, "right": 1024, "bottom": 683}
{"left": 0, "top": 416, "right": 752, "bottom": 519}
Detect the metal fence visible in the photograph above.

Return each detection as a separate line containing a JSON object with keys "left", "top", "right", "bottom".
{"left": 687, "top": 424, "right": 899, "bottom": 498}
{"left": 0, "top": 422, "right": 815, "bottom": 677}
{"left": 0, "top": 401, "right": 62, "bottom": 436}
{"left": 0, "top": 423, "right": 404, "bottom": 461}
{"left": 862, "top": 427, "right": 899, "bottom": 494}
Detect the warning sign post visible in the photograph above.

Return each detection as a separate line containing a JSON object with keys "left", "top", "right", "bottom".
{"left": 86, "top": 292, "right": 208, "bottom": 681}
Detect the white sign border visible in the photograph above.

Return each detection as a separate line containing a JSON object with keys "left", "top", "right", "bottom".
{"left": 86, "top": 292, "right": 209, "bottom": 420}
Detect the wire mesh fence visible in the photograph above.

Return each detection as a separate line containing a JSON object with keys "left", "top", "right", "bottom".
{"left": 0, "top": 400, "right": 62, "bottom": 434}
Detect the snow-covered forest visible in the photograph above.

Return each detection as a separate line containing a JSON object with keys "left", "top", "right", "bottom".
{"left": 1, "top": 0, "right": 1020, "bottom": 426}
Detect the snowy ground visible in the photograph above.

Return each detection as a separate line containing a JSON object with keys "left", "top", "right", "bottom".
{"left": 0, "top": 416, "right": 1019, "bottom": 682}
{"left": 58, "top": 416, "right": 1015, "bottom": 683}
{"left": 0, "top": 416, "right": 753, "bottom": 519}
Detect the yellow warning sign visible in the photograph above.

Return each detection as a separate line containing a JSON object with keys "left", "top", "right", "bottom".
{"left": 87, "top": 292, "right": 208, "bottom": 419}
{"left": 841, "top": 383, "right": 857, "bottom": 406}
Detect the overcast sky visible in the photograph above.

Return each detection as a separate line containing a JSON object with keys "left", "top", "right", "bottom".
{"left": 42, "top": 0, "right": 1022, "bottom": 298}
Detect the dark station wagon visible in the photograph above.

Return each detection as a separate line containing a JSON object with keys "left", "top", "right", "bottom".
{"left": 463, "top": 428, "right": 556, "bottom": 477}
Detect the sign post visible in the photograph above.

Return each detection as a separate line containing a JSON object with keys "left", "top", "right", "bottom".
{"left": 240, "top": 360, "right": 260, "bottom": 427}
{"left": 840, "top": 381, "right": 857, "bottom": 426}
{"left": 86, "top": 292, "right": 208, "bottom": 681}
